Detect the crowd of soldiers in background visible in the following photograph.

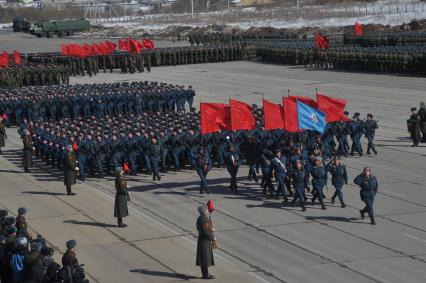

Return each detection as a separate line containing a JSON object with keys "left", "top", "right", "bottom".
{"left": 0, "top": 81, "right": 195, "bottom": 126}
{"left": 0, "top": 64, "right": 70, "bottom": 88}
{"left": 26, "top": 45, "right": 255, "bottom": 78}
{"left": 189, "top": 29, "right": 426, "bottom": 77}
{"left": 0, "top": 208, "right": 88, "bottom": 283}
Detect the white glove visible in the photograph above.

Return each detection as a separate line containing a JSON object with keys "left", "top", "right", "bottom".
{"left": 127, "top": 185, "right": 130, "bottom": 189}
{"left": 75, "top": 167, "right": 80, "bottom": 170}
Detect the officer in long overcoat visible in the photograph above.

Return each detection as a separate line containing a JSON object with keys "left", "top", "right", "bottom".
{"left": 22, "top": 129, "right": 33, "bottom": 173}
{"left": 64, "top": 145, "right": 78, "bottom": 195}
{"left": 0, "top": 116, "right": 6, "bottom": 154}
{"left": 114, "top": 167, "right": 130, "bottom": 227}
{"left": 196, "top": 205, "right": 215, "bottom": 279}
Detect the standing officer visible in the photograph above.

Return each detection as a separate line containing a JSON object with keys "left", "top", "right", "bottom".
{"left": 291, "top": 160, "right": 307, "bottom": 211}
{"left": 149, "top": 137, "right": 162, "bottom": 181}
{"left": 418, "top": 102, "right": 426, "bottom": 142}
{"left": 327, "top": 157, "right": 348, "bottom": 208}
{"left": 114, "top": 167, "right": 130, "bottom": 228}
{"left": 196, "top": 148, "right": 212, "bottom": 194}
{"left": 223, "top": 145, "right": 240, "bottom": 193}
{"left": 269, "top": 149, "right": 288, "bottom": 202}
{"left": 22, "top": 129, "right": 33, "bottom": 173}
{"left": 348, "top": 115, "right": 363, "bottom": 156}
{"left": 363, "top": 113, "right": 378, "bottom": 155}
{"left": 354, "top": 167, "right": 378, "bottom": 225}
{"left": 310, "top": 157, "right": 328, "bottom": 210}
{"left": 64, "top": 145, "right": 78, "bottom": 196}
{"left": 407, "top": 107, "right": 421, "bottom": 146}
{"left": 0, "top": 116, "right": 6, "bottom": 154}
{"left": 196, "top": 205, "right": 215, "bottom": 280}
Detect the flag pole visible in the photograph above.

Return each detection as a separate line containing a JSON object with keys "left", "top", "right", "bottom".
{"left": 288, "top": 88, "right": 290, "bottom": 96}
{"left": 315, "top": 87, "right": 318, "bottom": 95}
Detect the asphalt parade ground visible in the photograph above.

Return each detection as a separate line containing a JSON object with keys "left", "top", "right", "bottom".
{"left": 1, "top": 61, "right": 426, "bottom": 283}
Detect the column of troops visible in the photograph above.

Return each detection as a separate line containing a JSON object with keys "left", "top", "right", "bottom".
{"left": 0, "top": 81, "right": 195, "bottom": 126}
{"left": 26, "top": 45, "right": 256, "bottom": 77}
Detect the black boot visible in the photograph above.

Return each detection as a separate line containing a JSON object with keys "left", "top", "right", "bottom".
{"left": 360, "top": 209, "right": 365, "bottom": 219}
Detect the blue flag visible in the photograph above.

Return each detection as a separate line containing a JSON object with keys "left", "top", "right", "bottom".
{"left": 297, "top": 101, "right": 326, "bottom": 133}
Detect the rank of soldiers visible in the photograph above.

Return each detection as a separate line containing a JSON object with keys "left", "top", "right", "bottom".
{"left": 0, "top": 64, "right": 69, "bottom": 88}
{"left": 0, "top": 81, "right": 195, "bottom": 126}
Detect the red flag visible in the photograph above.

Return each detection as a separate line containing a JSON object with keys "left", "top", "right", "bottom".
{"left": 230, "top": 99, "right": 256, "bottom": 131}
{"left": 67, "top": 44, "right": 88, "bottom": 58}
{"left": 315, "top": 34, "right": 329, "bottom": 49}
{"left": 316, "top": 94, "right": 348, "bottom": 122}
{"left": 72, "top": 142, "right": 78, "bottom": 152}
{"left": 128, "top": 38, "right": 141, "bottom": 53}
{"left": 355, "top": 21, "right": 363, "bottom": 36}
{"left": 104, "top": 40, "right": 116, "bottom": 53}
{"left": 83, "top": 44, "right": 92, "bottom": 56}
{"left": 141, "top": 38, "right": 155, "bottom": 49}
{"left": 200, "top": 103, "right": 231, "bottom": 135}
{"left": 118, "top": 39, "right": 130, "bottom": 51}
{"left": 288, "top": 96, "right": 317, "bottom": 108}
{"left": 2, "top": 113, "right": 7, "bottom": 120}
{"left": 13, "top": 50, "right": 22, "bottom": 65}
{"left": 123, "top": 162, "right": 130, "bottom": 173}
{"left": 263, "top": 99, "right": 284, "bottom": 130}
{"left": 206, "top": 199, "right": 215, "bottom": 213}
{"left": 283, "top": 97, "right": 300, "bottom": 132}
{"left": 0, "top": 51, "right": 10, "bottom": 67}
{"left": 60, "top": 44, "right": 69, "bottom": 56}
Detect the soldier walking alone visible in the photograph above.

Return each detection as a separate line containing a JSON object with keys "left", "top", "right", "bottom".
{"left": 22, "top": 129, "right": 32, "bottom": 173}
{"left": 354, "top": 167, "right": 378, "bottom": 225}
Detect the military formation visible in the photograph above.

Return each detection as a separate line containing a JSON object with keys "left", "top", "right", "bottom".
{"left": 9, "top": 83, "right": 382, "bottom": 225}
{"left": 0, "top": 207, "right": 88, "bottom": 282}
{"left": 0, "top": 81, "right": 195, "bottom": 125}
{"left": 26, "top": 45, "right": 254, "bottom": 77}
{"left": 407, "top": 102, "right": 426, "bottom": 146}
{"left": 0, "top": 64, "right": 69, "bottom": 88}
{"left": 188, "top": 29, "right": 426, "bottom": 77}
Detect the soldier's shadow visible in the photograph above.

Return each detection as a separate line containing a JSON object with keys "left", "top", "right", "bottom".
{"left": 305, "top": 216, "right": 363, "bottom": 223}
{"left": 130, "top": 269, "right": 198, "bottom": 280}
{"left": 63, "top": 219, "right": 117, "bottom": 228}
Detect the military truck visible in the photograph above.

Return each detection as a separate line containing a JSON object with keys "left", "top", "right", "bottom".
{"left": 12, "top": 16, "right": 31, "bottom": 32}
{"left": 29, "top": 19, "right": 90, "bottom": 38}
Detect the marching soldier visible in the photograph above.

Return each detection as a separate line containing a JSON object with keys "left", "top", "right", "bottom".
{"left": 291, "top": 160, "right": 308, "bottom": 211}
{"left": 0, "top": 116, "right": 6, "bottom": 154}
{"left": 310, "top": 157, "right": 328, "bottom": 210}
{"left": 269, "top": 149, "right": 288, "bottom": 202}
{"left": 224, "top": 145, "right": 240, "bottom": 193}
{"left": 196, "top": 148, "right": 212, "bottom": 194}
{"left": 363, "top": 113, "right": 378, "bottom": 155}
{"left": 327, "top": 157, "right": 348, "bottom": 208}
{"left": 354, "top": 167, "right": 378, "bottom": 225}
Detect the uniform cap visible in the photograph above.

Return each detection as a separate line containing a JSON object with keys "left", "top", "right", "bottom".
{"left": 15, "top": 236, "right": 28, "bottom": 247}
{"left": 18, "top": 207, "right": 27, "bottom": 215}
{"left": 66, "top": 239, "right": 77, "bottom": 249}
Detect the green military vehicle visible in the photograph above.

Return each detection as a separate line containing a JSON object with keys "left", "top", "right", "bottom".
{"left": 29, "top": 19, "right": 90, "bottom": 38}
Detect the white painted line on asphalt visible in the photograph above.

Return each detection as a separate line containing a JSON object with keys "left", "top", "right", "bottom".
{"left": 248, "top": 271, "right": 272, "bottom": 283}
{"left": 404, "top": 233, "right": 426, "bottom": 244}
{"left": 360, "top": 270, "right": 390, "bottom": 283}
{"left": 381, "top": 190, "right": 406, "bottom": 197}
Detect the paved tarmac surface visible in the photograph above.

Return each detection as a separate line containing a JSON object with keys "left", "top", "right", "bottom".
{"left": 1, "top": 62, "right": 426, "bottom": 283}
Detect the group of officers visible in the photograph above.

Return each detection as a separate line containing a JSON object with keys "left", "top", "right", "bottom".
{"left": 0, "top": 207, "right": 87, "bottom": 283}
{"left": 0, "top": 81, "right": 195, "bottom": 126}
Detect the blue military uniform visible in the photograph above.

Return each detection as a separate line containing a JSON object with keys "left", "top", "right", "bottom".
{"left": 310, "top": 160, "right": 328, "bottom": 209}
{"left": 223, "top": 148, "right": 240, "bottom": 193}
{"left": 354, "top": 173, "right": 378, "bottom": 225}
{"left": 327, "top": 162, "right": 348, "bottom": 207}
{"left": 269, "top": 153, "right": 288, "bottom": 201}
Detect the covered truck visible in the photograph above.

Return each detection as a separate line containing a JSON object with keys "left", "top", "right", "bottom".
{"left": 29, "top": 19, "right": 90, "bottom": 37}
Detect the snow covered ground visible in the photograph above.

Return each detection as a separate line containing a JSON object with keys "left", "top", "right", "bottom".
{"left": 97, "top": 0, "right": 426, "bottom": 32}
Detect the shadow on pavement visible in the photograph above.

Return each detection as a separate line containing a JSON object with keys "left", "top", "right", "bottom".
{"left": 63, "top": 219, "right": 117, "bottom": 228}
{"left": 22, "top": 191, "right": 67, "bottom": 196}
{"left": 130, "top": 269, "right": 198, "bottom": 280}
{"left": 305, "top": 216, "right": 363, "bottom": 223}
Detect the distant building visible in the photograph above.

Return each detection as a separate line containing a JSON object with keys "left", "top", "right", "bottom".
{"left": 235, "top": 0, "right": 274, "bottom": 6}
